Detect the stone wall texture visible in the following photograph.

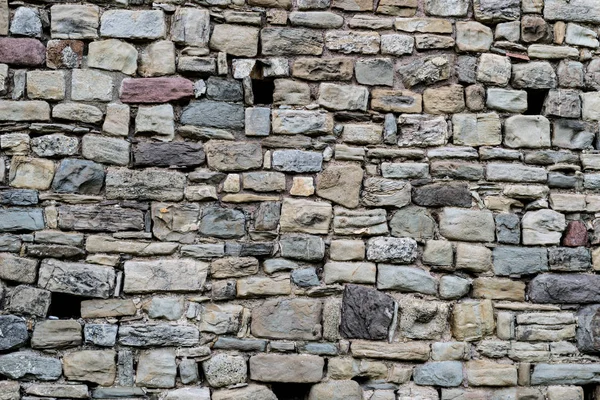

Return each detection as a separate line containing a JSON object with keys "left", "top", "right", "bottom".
{"left": 3, "top": 0, "right": 600, "bottom": 399}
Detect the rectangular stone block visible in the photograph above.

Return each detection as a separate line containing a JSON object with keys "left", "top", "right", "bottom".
{"left": 58, "top": 205, "right": 144, "bottom": 232}
{"left": 351, "top": 340, "right": 430, "bottom": 361}
{"left": 105, "top": 168, "right": 186, "bottom": 201}
{"left": 100, "top": 10, "right": 166, "bottom": 39}
{"left": 38, "top": 259, "right": 116, "bottom": 298}
{"left": 123, "top": 259, "right": 208, "bottom": 293}
{"left": 250, "top": 354, "right": 324, "bottom": 382}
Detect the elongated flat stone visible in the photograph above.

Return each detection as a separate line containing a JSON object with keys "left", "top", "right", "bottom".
{"left": 118, "top": 324, "right": 200, "bottom": 347}
{"left": 120, "top": 78, "right": 193, "bottom": 103}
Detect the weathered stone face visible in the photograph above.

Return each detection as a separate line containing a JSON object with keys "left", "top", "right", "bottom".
{"left": 0, "top": 0, "right": 598, "bottom": 394}
{"left": 340, "top": 284, "right": 394, "bottom": 340}
{"left": 251, "top": 298, "right": 322, "bottom": 340}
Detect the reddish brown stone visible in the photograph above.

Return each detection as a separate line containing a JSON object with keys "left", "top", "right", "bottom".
{"left": 46, "top": 40, "right": 84, "bottom": 69}
{"left": 0, "top": 38, "right": 45, "bottom": 66}
{"left": 119, "top": 78, "right": 194, "bottom": 104}
{"left": 562, "top": 220, "right": 588, "bottom": 247}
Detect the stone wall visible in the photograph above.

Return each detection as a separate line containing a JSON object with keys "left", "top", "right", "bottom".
{"left": 2, "top": 0, "right": 600, "bottom": 399}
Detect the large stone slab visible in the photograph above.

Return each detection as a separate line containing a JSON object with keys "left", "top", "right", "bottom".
{"left": 493, "top": 246, "right": 548, "bottom": 276}
{"left": 0, "top": 352, "right": 61, "bottom": 381}
{"left": 531, "top": 363, "right": 600, "bottom": 385}
{"left": 105, "top": 168, "right": 185, "bottom": 201}
{"left": 250, "top": 354, "right": 324, "bottom": 382}
{"left": 529, "top": 274, "right": 600, "bottom": 303}
{"left": 133, "top": 142, "right": 205, "bottom": 168}
{"left": 38, "top": 259, "right": 115, "bottom": 298}
{"left": 58, "top": 205, "right": 144, "bottom": 232}
{"left": 544, "top": 0, "right": 600, "bottom": 24}
{"left": 123, "top": 259, "right": 208, "bottom": 293}
{"left": 251, "top": 298, "right": 322, "bottom": 340}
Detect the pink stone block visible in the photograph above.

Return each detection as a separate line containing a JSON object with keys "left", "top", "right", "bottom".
{"left": 119, "top": 78, "right": 194, "bottom": 103}
{"left": 0, "top": 38, "right": 45, "bottom": 66}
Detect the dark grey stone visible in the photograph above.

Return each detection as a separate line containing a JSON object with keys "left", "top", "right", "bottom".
{"left": 84, "top": 324, "right": 118, "bottom": 347}
{"left": 529, "top": 274, "right": 600, "bottom": 303}
{"left": 206, "top": 77, "right": 244, "bottom": 102}
{"left": 117, "top": 349, "right": 134, "bottom": 386}
{"left": 0, "top": 190, "right": 38, "bottom": 206}
{"left": 26, "top": 244, "right": 85, "bottom": 259}
{"left": 254, "top": 202, "right": 281, "bottom": 231}
{"left": 413, "top": 361, "right": 464, "bottom": 387}
{"left": 412, "top": 182, "right": 471, "bottom": 207}
{"left": 58, "top": 205, "right": 144, "bottom": 232}
{"left": 133, "top": 142, "right": 205, "bottom": 168}
{"left": 493, "top": 246, "right": 548, "bottom": 276}
{"left": 8, "top": 285, "right": 51, "bottom": 317}
{"left": 272, "top": 150, "right": 323, "bottom": 173}
{"left": 52, "top": 159, "right": 105, "bottom": 195}
{"left": 548, "top": 247, "right": 591, "bottom": 271}
{"left": 0, "top": 351, "right": 62, "bottom": 381}
{"left": 524, "top": 150, "right": 579, "bottom": 165}
{"left": 474, "top": 0, "right": 520, "bottom": 22}
{"left": 0, "top": 315, "right": 28, "bottom": 351}
{"left": 299, "top": 342, "right": 338, "bottom": 355}
{"left": 0, "top": 234, "right": 22, "bottom": 252}
{"left": 188, "top": 168, "right": 226, "bottom": 184}
{"left": 340, "top": 284, "right": 395, "bottom": 340}
{"left": 279, "top": 234, "right": 325, "bottom": 261}
{"left": 577, "top": 305, "right": 600, "bottom": 353}
{"left": 238, "top": 242, "right": 276, "bottom": 257}
{"left": 549, "top": 172, "right": 580, "bottom": 189}
{"left": 181, "top": 100, "right": 245, "bottom": 129}
{"left": 118, "top": 324, "right": 200, "bottom": 347}
{"left": 93, "top": 388, "right": 146, "bottom": 399}
{"left": 495, "top": 213, "right": 520, "bottom": 244}
{"left": 214, "top": 337, "right": 268, "bottom": 352}
{"left": 0, "top": 209, "right": 45, "bottom": 232}
{"left": 199, "top": 207, "right": 246, "bottom": 239}
{"left": 291, "top": 268, "right": 320, "bottom": 287}
{"left": 456, "top": 56, "right": 477, "bottom": 84}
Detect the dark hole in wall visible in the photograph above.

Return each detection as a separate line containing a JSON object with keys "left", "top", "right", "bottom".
{"left": 271, "top": 383, "right": 313, "bottom": 400}
{"left": 252, "top": 78, "right": 275, "bottom": 105}
{"left": 583, "top": 385, "right": 597, "bottom": 400}
{"left": 524, "top": 89, "right": 549, "bottom": 115}
{"left": 47, "top": 292, "right": 83, "bottom": 319}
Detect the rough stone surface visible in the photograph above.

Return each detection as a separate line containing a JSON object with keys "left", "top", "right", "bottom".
{"left": 340, "top": 284, "right": 394, "bottom": 340}
{"left": 0, "top": 0, "right": 597, "bottom": 395}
